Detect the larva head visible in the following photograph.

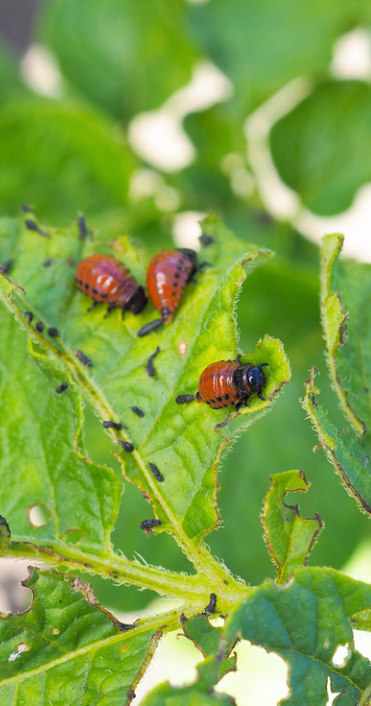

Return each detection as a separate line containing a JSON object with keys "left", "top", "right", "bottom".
{"left": 242, "top": 363, "right": 268, "bottom": 398}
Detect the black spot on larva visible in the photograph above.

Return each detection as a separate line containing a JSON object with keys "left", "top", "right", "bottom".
{"left": 84, "top": 283, "right": 89, "bottom": 290}
{"left": 92, "top": 288, "right": 98, "bottom": 294}
{"left": 36, "top": 322, "right": 44, "bottom": 333}
{"left": 101, "top": 293, "right": 108, "bottom": 298}
{"left": 204, "top": 593, "right": 217, "bottom": 615}
{"left": 224, "top": 393, "right": 229, "bottom": 400}
{"left": 140, "top": 519, "right": 162, "bottom": 532}
{"left": 56, "top": 383, "right": 68, "bottom": 394}
{"left": 149, "top": 463, "right": 164, "bottom": 482}
{"left": 75, "top": 349, "right": 93, "bottom": 367}
{"left": 119, "top": 440, "right": 134, "bottom": 452}
{"left": 174, "top": 273, "right": 180, "bottom": 278}
{"left": 103, "top": 421, "right": 123, "bottom": 430}
{"left": 131, "top": 406, "right": 144, "bottom": 418}
{"left": 173, "top": 282, "right": 178, "bottom": 287}
{"left": 216, "top": 396, "right": 222, "bottom": 402}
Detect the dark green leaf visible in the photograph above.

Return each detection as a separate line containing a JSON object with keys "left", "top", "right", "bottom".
{"left": 262, "top": 469, "right": 323, "bottom": 583}
{"left": 0, "top": 99, "right": 135, "bottom": 223}
{"left": 0, "top": 567, "right": 162, "bottom": 705}
{"left": 270, "top": 81, "right": 371, "bottom": 216}
{"left": 226, "top": 567, "right": 371, "bottom": 706}
{"left": 39, "top": 0, "right": 198, "bottom": 120}
{"left": 189, "top": 3, "right": 371, "bottom": 118}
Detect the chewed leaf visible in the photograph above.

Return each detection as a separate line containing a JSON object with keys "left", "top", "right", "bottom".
{"left": 302, "top": 370, "right": 371, "bottom": 516}
{"left": 262, "top": 470, "right": 323, "bottom": 584}
{"left": 0, "top": 568, "right": 161, "bottom": 705}
{"left": 0, "top": 213, "right": 289, "bottom": 567}
{"left": 320, "top": 234, "right": 370, "bottom": 437}
{"left": 225, "top": 567, "right": 371, "bottom": 706}
{"left": 0, "top": 305, "right": 121, "bottom": 556}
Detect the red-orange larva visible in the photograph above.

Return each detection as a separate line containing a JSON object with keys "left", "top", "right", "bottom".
{"left": 75, "top": 254, "right": 147, "bottom": 317}
{"left": 137, "top": 249, "right": 207, "bottom": 337}
{"left": 176, "top": 358, "right": 268, "bottom": 411}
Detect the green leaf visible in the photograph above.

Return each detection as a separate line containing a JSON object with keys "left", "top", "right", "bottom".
{"left": 0, "top": 567, "right": 163, "bottom": 705}
{"left": 225, "top": 567, "right": 371, "bottom": 706}
{"left": 0, "top": 213, "right": 289, "bottom": 605}
{"left": 189, "top": 2, "right": 371, "bottom": 118}
{"left": 301, "top": 234, "right": 371, "bottom": 515}
{"left": 320, "top": 234, "right": 369, "bottom": 437}
{"left": 0, "top": 305, "right": 121, "bottom": 555}
{"left": 38, "top": 0, "right": 198, "bottom": 121}
{"left": 262, "top": 469, "right": 323, "bottom": 583}
{"left": 302, "top": 371, "right": 371, "bottom": 516}
{"left": 142, "top": 683, "right": 235, "bottom": 706}
{"left": 0, "top": 38, "right": 25, "bottom": 106}
{"left": 0, "top": 99, "right": 135, "bottom": 224}
{"left": 270, "top": 81, "right": 371, "bottom": 216}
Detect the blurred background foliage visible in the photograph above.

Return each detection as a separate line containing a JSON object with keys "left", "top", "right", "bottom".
{"left": 1, "top": 0, "right": 371, "bottom": 612}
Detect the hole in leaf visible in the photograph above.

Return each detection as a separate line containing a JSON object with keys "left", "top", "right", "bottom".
{"left": 326, "top": 676, "right": 341, "bottom": 705}
{"left": 178, "top": 340, "right": 188, "bottom": 356}
{"left": 331, "top": 643, "right": 350, "bottom": 667}
{"left": 61, "top": 529, "right": 84, "bottom": 546}
{"left": 28, "top": 503, "right": 52, "bottom": 528}
{"left": 215, "top": 640, "right": 288, "bottom": 705}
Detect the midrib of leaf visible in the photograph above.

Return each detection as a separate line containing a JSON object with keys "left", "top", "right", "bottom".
{"left": 0, "top": 608, "right": 178, "bottom": 688}
{"left": 0, "top": 275, "right": 251, "bottom": 604}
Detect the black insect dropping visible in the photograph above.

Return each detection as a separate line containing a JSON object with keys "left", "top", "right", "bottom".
{"left": 36, "top": 322, "right": 44, "bottom": 333}
{"left": 48, "top": 327, "right": 59, "bottom": 337}
{"left": 24, "top": 311, "right": 33, "bottom": 323}
{"left": 56, "top": 383, "right": 69, "bottom": 394}
{"left": 204, "top": 592, "right": 217, "bottom": 615}
{"left": 146, "top": 346, "right": 160, "bottom": 378}
{"left": 131, "top": 406, "right": 144, "bottom": 418}
{"left": 149, "top": 463, "right": 164, "bottom": 482}
{"left": 119, "top": 440, "right": 134, "bottom": 452}
{"left": 0, "top": 259, "right": 13, "bottom": 274}
{"left": 43, "top": 259, "right": 53, "bottom": 268}
{"left": 25, "top": 219, "right": 50, "bottom": 238}
{"left": 199, "top": 234, "right": 214, "bottom": 247}
{"left": 176, "top": 394, "right": 195, "bottom": 404}
{"left": 20, "top": 204, "right": 31, "bottom": 213}
{"left": 75, "top": 349, "right": 93, "bottom": 367}
{"left": 140, "top": 519, "right": 162, "bottom": 532}
{"left": 102, "top": 421, "right": 123, "bottom": 430}
{"left": 118, "top": 620, "right": 138, "bottom": 632}
{"left": 78, "top": 214, "right": 88, "bottom": 240}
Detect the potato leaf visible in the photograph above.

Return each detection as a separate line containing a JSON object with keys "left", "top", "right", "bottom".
{"left": 302, "top": 235, "right": 371, "bottom": 515}
{"left": 225, "top": 568, "right": 371, "bottom": 706}
{"left": 0, "top": 567, "right": 163, "bottom": 706}
{"left": 262, "top": 469, "right": 323, "bottom": 583}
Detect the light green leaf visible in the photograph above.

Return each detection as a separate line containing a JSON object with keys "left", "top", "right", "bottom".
{"left": 0, "top": 213, "right": 289, "bottom": 605}
{"left": 0, "top": 567, "right": 163, "bottom": 705}
{"left": 225, "top": 567, "right": 371, "bottom": 706}
{"left": 189, "top": 3, "right": 371, "bottom": 118}
{"left": 38, "top": 0, "right": 198, "bottom": 121}
{"left": 0, "top": 99, "right": 135, "bottom": 224}
{"left": 262, "top": 469, "right": 323, "bottom": 583}
{"left": 0, "top": 304, "right": 121, "bottom": 555}
{"left": 270, "top": 81, "right": 371, "bottom": 216}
